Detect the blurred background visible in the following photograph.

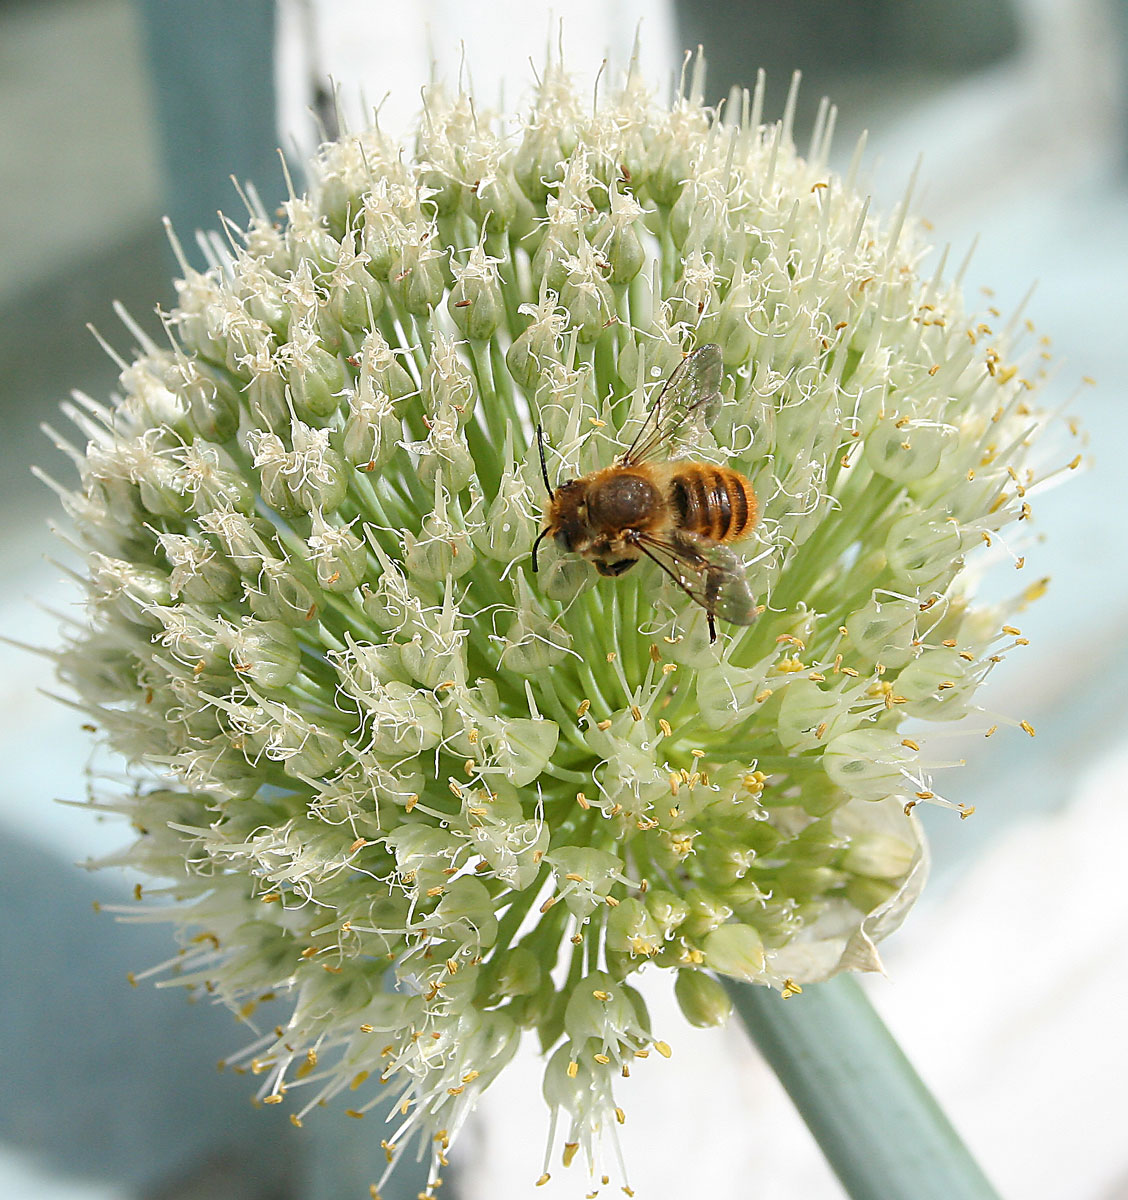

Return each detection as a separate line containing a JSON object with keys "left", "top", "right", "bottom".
{"left": 1, "top": 0, "right": 1124, "bottom": 1196}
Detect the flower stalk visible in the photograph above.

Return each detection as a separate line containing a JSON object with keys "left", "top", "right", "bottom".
{"left": 731, "top": 974, "right": 1002, "bottom": 1199}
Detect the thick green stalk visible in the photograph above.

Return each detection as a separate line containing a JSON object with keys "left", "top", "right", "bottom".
{"left": 729, "top": 974, "right": 1001, "bottom": 1200}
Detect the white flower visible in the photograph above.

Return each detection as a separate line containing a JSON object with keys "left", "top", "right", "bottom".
{"left": 50, "top": 46, "right": 1076, "bottom": 1196}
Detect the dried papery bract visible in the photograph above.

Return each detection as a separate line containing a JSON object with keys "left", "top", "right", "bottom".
{"left": 50, "top": 45, "right": 1076, "bottom": 1195}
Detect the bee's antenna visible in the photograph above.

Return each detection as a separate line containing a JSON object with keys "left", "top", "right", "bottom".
{"left": 536, "top": 424, "right": 555, "bottom": 499}
{"left": 530, "top": 526, "right": 550, "bottom": 573}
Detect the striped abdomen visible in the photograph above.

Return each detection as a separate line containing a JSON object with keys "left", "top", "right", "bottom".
{"left": 668, "top": 464, "right": 757, "bottom": 542}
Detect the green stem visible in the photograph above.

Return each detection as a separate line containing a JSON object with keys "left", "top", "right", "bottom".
{"left": 729, "top": 974, "right": 1001, "bottom": 1200}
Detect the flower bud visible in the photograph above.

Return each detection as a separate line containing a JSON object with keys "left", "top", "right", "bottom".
{"left": 250, "top": 423, "right": 348, "bottom": 517}
{"left": 674, "top": 969, "right": 733, "bottom": 1028}
{"left": 336, "top": 386, "right": 400, "bottom": 469}
{"left": 499, "top": 578, "right": 571, "bottom": 674}
{"left": 180, "top": 361, "right": 241, "bottom": 442}
{"left": 823, "top": 727, "right": 914, "bottom": 800}
{"left": 505, "top": 297, "right": 567, "bottom": 390}
{"left": 845, "top": 597, "right": 919, "bottom": 670}
{"left": 841, "top": 832, "right": 916, "bottom": 881}
{"left": 307, "top": 511, "right": 368, "bottom": 593}
{"left": 558, "top": 240, "right": 614, "bottom": 343}
{"left": 157, "top": 533, "right": 240, "bottom": 605}
{"left": 389, "top": 229, "right": 445, "bottom": 315}
{"left": 496, "top": 946, "right": 543, "bottom": 997}
{"left": 645, "top": 889, "right": 689, "bottom": 937}
{"left": 403, "top": 502, "right": 476, "bottom": 582}
{"left": 702, "top": 923, "right": 766, "bottom": 982}
{"left": 894, "top": 648, "right": 976, "bottom": 719}
{"left": 363, "top": 681, "right": 443, "bottom": 756}
{"left": 288, "top": 339, "right": 347, "bottom": 425}
{"left": 885, "top": 513, "right": 966, "bottom": 590}
{"left": 225, "top": 619, "right": 301, "bottom": 689}
{"left": 549, "top": 847, "right": 628, "bottom": 920}
{"left": 448, "top": 245, "right": 505, "bottom": 341}
{"left": 776, "top": 678, "right": 857, "bottom": 752}
{"left": 605, "top": 897, "right": 663, "bottom": 957}
{"left": 245, "top": 556, "right": 320, "bottom": 627}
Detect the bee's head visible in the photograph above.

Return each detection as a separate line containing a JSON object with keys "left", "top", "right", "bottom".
{"left": 531, "top": 480, "right": 587, "bottom": 573}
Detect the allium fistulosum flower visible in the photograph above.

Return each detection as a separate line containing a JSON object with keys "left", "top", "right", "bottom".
{"left": 46, "top": 48, "right": 1077, "bottom": 1195}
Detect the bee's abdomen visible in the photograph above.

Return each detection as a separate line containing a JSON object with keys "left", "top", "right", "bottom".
{"left": 670, "top": 466, "right": 757, "bottom": 542}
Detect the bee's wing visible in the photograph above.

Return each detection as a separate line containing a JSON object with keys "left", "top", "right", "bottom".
{"left": 634, "top": 529, "right": 759, "bottom": 627}
{"left": 622, "top": 344, "right": 724, "bottom": 466}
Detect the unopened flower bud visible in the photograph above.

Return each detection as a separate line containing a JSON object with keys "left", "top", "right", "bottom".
{"left": 823, "top": 728, "right": 914, "bottom": 800}
{"left": 221, "top": 619, "right": 298, "bottom": 690}
{"left": 307, "top": 510, "right": 367, "bottom": 593}
{"left": 702, "top": 923, "right": 766, "bottom": 982}
{"left": 448, "top": 246, "right": 505, "bottom": 341}
{"left": 245, "top": 556, "right": 320, "bottom": 627}
{"left": 674, "top": 969, "right": 733, "bottom": 1028}
{"left": 250, "top": 422, "right": 347, "bottom": 517}
{"left": 158, "top": 532, "right": 240, "bottom": 604}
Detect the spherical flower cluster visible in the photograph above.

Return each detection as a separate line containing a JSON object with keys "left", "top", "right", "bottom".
{"left": 51, "top": 51, "right": 1074, "bottom": 1194}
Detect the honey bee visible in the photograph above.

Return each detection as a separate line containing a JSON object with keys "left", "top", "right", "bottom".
{"left": 531, "top": 344, "right": 759, "bottom": 642}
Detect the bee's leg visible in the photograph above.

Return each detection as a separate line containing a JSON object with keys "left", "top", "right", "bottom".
{"left": 704, "top": 565, "right": 722, "bottom": 643}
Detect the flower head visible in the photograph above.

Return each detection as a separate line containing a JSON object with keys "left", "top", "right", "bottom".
{"left": 52, "top": 48, "right": 1075, "bottom": 1194}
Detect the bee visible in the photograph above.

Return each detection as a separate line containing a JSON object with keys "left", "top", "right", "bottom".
{"left": 530, "top": 344, "right": 759, "bottom": 643}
